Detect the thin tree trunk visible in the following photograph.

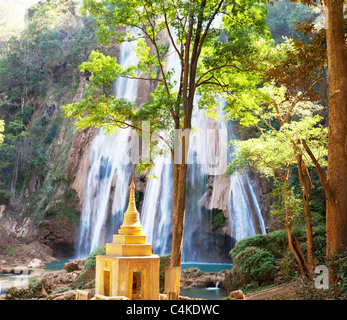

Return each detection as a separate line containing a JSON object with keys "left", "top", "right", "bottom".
{"left": 296, "top": 153, "right": 314, "bottom": 273}
{"left": 325, "top": 0, "right": 347, "bottom": 259}
{"left": 170, "top": 162, "right": 188, "bottom": 268}
{"left": 283, "top": 172, "right": 311, "bottom": 279}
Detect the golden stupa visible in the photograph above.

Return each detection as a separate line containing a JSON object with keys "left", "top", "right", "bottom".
{"left": 94, "top": 178, "right": 159, "bottom": 300}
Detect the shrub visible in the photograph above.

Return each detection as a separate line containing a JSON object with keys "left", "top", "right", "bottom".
{"left": 84, "top": 246, "right": 106, "bottom": 270}
{"left": 263, "top": 230, "right": 288, "bottom": 258}
{"left": 229, "top": 234, "right": 266, "bottom": 260}
{"left": 233, "top": 247, "right": 277, "bottom": 286}
{"left": 4, "top": 245, "right": 15, "bottom": 257}
{"left": 279, "top": 247, "right": 297, "bottom": 281}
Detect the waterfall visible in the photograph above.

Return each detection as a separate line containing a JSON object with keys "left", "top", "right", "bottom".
{"left": 141, "top": 156, "right": 173, "bottom": 256}
{"left": 140, "top": 35, "right": 266, "bottom": 262}
{"left": 226, "top": 129, "right": 267, "bottom": 244}
{"left": 76, "top": 37, "right": 138, "bottom": 257}
{"left": 76, "top": 25, "right": 266, "bottom": 260}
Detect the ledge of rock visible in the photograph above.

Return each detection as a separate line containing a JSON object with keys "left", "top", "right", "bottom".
{"left": 63, "top": 258, "right": 87, "bottom": 271}
{"left": 180, "top": 267, "right": 226, "bottom": 289}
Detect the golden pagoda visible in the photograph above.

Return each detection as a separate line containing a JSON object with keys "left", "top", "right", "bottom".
{"left": 95, "top": 179, "right": 160, "bottom": 300}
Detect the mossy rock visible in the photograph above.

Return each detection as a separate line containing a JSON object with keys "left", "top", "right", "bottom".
{"left": 229, "top": 227, "right": 322, "bottom": 262}
{"left": 73, "top": 267, "right": 95, "bottom": 289}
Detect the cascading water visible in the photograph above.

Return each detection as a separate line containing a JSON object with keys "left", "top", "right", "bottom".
{"left": 76, "top": 22, "right": 266, "bottom": 260}
{"left": 76, "top": 37, "right": 138, "bottom": 257}
{"left": 140, "top": 32, "right": 266, "bottom": 261}
{"left": 226, "top": 126, "right": 267, "bottom": 244}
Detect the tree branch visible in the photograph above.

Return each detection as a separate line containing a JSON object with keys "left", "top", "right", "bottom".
{"left": 162, "top": 6, "right": 182, "bottom": 59}
{"left": 196, "top": 0, "right": 224, "bottom": 58}
{"left": 301, "top": 139, "right": 335, "bottom": 203}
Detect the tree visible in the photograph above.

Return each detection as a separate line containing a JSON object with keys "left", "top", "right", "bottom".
{"left": 323, "top": 0, "right": 347, "bottom": 263}
{"left": 225, "top": 24, "right": 329, "bottom": 278}
{"left": 287, "top": 0, "right": 347, "bottom": 274}
{"left": 228, "top": 84, "right": 328, "bottom": 278}
{"left": 265, "top": 0, "right": 318, "bottom": 44}
{"left": 63, "top": 0, "right": 269, "bottom": 276}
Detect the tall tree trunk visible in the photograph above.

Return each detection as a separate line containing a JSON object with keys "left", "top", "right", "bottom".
{"left": 325, "top": 0, "right": 347, "bottom": 259}
{"left": 169, "top": 126, "right": 189, "bottom": 300}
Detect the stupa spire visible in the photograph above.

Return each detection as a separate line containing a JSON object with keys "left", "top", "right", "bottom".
{"left": 119, "top": 177, "right": 143, "bottom": 234}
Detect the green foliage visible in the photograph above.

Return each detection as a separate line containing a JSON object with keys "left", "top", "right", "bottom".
{"left": 212, "top": 210, "right": 227, "bottom": 231}
{"left": 0, "top": 36, "right": 44, "bottom": 105}
{"left": 38, "top": 29, "right": 63, "bottom": 68}
{"left": 0, "top": 0, "right": 97, "bottom": 112}
{"left": 44, "top": 201, "right": 80, "bottom": 225}
{"left": 4, "top": 245, "right": 15, "bottom": 257}
{"left": 226, "top": 226, "right": 327, "bottom": 291}
{"left": 330, "top": 252, "right": 347, "bottom": 292}
{"left": 230, "top": 230, "right": 289, "bottom": 260}
{"left": 64, "top": 0, "right": 271, "bottom": 173}
{"left": 230, "top": 246, "right": 278, "bottom": 289}
{"left": 270, "top": 179, "right": 303, "bottom": 224}
{"left": 26, "top": 0, "right": 79, "bottom": 40}
{"left": 0, "top": 1, "right": 98, "bottom": 219}
{"left": 84, "top": 246, "right": 106, "bottom": 270}
{"left": 266, "top": 0, "right": 318, "bottom": 44}
{"left": 44, "top": 123, "right": 59, "bottom": 144}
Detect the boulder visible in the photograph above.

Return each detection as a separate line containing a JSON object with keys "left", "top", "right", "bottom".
{"left": 43, "top": 270, "right": 78, "bottom": 290}
{"left": 63, "top": 258, "right": 86, "bottom": 271}
{"left": 229, "top": 289, "right": 246, "bottom": 300}
{"left": 28, "top": 258, "right": 45, "bottom": 269}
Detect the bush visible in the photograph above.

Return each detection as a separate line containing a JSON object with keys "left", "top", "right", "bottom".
{"left": 279, "top": 247, "right": 297, "bottom": 281}
{"left": 226, "top": 226, "right": 328, "bottom": 292}
{"left": 229, "top": 234, "right": 266, "bottom": 260}
{"left": 225, "top": 246, "right": 278, "bottom": 292}
{"left": 263, "top": 230, "right": 288, "bottom": 258}
{"left": 234, "top": 247, "right": 277, "bottom": 285}
{"left": 84, "top": 246, "right": 106, "bottom": 270}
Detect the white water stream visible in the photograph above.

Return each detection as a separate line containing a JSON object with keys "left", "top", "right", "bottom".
{"left": 76, "top": 37, "right": 138, "bottom": 256}
{"left": 76, "top": 26, "right": 266, "bottom": 260}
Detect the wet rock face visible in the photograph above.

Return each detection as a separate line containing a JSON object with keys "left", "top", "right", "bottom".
{"left": 67, "top": 127, "right": 98, "bottom": 213}
{"left": 27, "top": 216, "right": 76, "bottom": 259}
{"left": 0, "top": 240, "right": 56, "bottom": 265}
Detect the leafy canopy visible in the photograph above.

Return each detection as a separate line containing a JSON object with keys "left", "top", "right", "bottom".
{"left": 64, "top": 0, "right": 271, "bottom": 169}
